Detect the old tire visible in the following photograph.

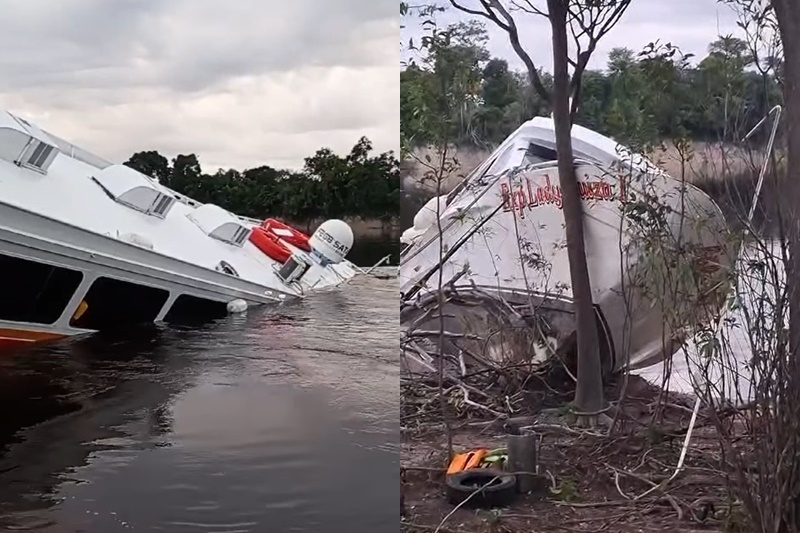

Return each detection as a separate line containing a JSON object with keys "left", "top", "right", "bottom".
{"left": 445, "top": 469, "right": 517, "bottom": 508}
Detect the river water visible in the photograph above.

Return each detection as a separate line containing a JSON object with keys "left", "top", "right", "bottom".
{"left": 0, "top": 266, "right": 399, "bottom": 532}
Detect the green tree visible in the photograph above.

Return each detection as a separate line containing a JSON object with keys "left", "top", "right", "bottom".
{"left": 695, "top": 36, "right": 753, "bottom": 139}
{"left": 401, "top": 32, "right": 785, "bottom": 151}
{"left": 120, "top": 139, "right": 398, "bottom": 221}
{"left": 171, "top": 154, "right": 202, "bottom": 195}
{"left": 124, "top": 150, "right": 170, "bottom": 183}
{"left": 575, "top": 69, "right": 610, "bottom": 134}
{"left": 604, "top": 47, "right": 651, "bottom": 145}
{"left": 482, "top": 58, "right": 517, "bottom": 109}
{"left": 401, "top": 20, "right": 490, "bottom": 147}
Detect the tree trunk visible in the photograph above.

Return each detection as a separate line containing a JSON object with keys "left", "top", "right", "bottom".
{"left": 773, "top": 0, "right": 800, "bottom": 360}
{"left": 546, "top": 0, "right": 605, "bottom": 414}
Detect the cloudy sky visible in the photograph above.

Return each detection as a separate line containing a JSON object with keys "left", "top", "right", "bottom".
{"left": 402, "top": 0, "right": 742, "bottom": 73}
{"left": 0, "top": 0, "right": 399, "bottom": 172}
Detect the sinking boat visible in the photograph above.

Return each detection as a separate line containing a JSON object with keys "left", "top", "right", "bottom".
{"left": 400, "top": 117, "right": 734, "bottom": 374}
{"left": 0, "top": 110, "right": 361, "bottom": 349}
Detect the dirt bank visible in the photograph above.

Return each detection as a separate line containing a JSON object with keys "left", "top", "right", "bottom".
{"left": 401, "top": 141, "right": 768, "bottom": 194}
{"left": 401, "top": 372, "right": 742, "bottom": 533}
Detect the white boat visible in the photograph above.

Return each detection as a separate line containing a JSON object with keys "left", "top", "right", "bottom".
{"left": 0, "top": 110, "right": 360, "bottom": 349}
{"left": 400, "top": 117, "right": 734, "bottom": 373}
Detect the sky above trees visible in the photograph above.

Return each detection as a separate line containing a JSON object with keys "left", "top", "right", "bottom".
{"left": 401, "top": 0, "right": 742, "bottom": 72}
{"left": 0, "top": 0, "right": 399, "bottom": 172}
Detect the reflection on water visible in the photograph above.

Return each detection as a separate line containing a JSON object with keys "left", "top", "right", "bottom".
{"left": 0, "top": 269, "right": 399, "bottom": 532}
{"left": 348, "top": 237, "right": 400, "bottom": 267}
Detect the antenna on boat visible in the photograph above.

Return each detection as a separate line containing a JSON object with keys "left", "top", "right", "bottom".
{"left": 742, "top": 104, "right": 782, "bottom": 225}
{"left": 355, "top": 254, "right": 393, "bottom": 276}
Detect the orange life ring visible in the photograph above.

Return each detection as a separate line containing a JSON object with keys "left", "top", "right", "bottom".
{"left": 261, "top": 218, "right": 311, "bottom": 252}
{"left": 249, "top": 226, "right": 292, "bottom": 263}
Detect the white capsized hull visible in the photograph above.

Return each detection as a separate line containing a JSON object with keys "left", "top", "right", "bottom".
{"left": 0, "top": 109, "right": 358, "bottom": 348}
{"left": 400, "top": 118, "right": 733, "bottom": 372}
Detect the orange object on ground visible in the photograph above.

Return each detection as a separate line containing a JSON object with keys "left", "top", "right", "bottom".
{"left": 249, "top": 226, "right": 292, "bottom": 263}
{"left": 261, "top": 218, "right": 312, "bottom": 252}
{"left": 447, "top": 449, "right": 488, "bottom": 475}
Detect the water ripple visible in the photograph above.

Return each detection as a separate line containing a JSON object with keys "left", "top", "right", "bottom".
{"left": 0, "top": 269, "right": 398, "bottom": 532}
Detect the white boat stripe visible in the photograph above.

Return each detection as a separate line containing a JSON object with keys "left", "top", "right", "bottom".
{"left": 0, "top": 336, "right": 34, "bottom": 342}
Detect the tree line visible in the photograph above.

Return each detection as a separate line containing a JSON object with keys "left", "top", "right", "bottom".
{"left": 401, "top": 21, "right": 782, "bottom": 151}
{"left": 123, "top": 137, "right": 400, "bottom": 221}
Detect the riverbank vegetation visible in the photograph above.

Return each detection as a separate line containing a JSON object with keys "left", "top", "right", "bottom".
{"left": 401, "top": 1, "right": 800, "bottom": 532}
{"left": 401, "top": 22, "right": 781, "bottom": 151}
{"left": 123, "top": 137, "right": 400, "bottom": 222}
{"left": 401, "top": 10, "right": 784, "bottom": 233}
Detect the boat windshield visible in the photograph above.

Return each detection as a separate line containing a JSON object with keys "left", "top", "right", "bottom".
{"left": 445, "top": 140, "right": 598, "bottom": 206}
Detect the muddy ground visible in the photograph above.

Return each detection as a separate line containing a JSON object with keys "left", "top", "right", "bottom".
{"left": 400, "top": 375, "right": 746, "bottom": 533}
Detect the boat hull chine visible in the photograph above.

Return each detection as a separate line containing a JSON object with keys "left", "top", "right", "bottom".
{"left": 0, "top": 326, "right": 68, "bottom": 349}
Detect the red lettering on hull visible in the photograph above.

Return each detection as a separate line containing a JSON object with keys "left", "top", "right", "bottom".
{"left": 501, "top": 174, "right": 623, "bottom": 215}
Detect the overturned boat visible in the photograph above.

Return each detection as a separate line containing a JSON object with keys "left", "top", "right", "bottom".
{"left": 0, "top": 110, "right": 359, "bottom": 349}
{"left": 400, "top": 117, "right": 734, "bottom": 374}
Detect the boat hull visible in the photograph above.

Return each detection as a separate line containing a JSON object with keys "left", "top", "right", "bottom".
{"left": 0, "top": 326, "right": 67, "bottom": 349}
{"left": 0, "top": 108, "right": 360, "bottom": 351}
{"left": 401, "top": 162, "right": 733, "bottom": 372}
{"left": 0, "top": 219, "right": 287, "bottom": 350}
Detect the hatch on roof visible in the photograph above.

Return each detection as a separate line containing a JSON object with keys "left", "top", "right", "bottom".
{"left": 186, "top": 203, "right": 251, "bottom": 247}
{"left": 0, "top": 112, "right": 61, "bottom": 174}
{"left": 92, "top": 164, "right": 177, "bottom": 219}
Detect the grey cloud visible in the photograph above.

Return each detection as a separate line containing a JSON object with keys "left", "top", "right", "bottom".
{"left": 620, "top": 0, "right": 738, "bottom": 26}
{"left": 0, "top": 0, "right": 396, "bottom": 94}
{"left": 278, "top": 69, "right": 400, "bottom": 135}
{"left": 157, "top": 18, "right": 395, "bottom": 93}
{"left": 0, "top": 0, "right": 399, "bottom": 171}
{"left": 403, "top": 0, "right": 743, "bottom": 72}
{"left": 0, "top": 0, "right": 161, "bottom": 84}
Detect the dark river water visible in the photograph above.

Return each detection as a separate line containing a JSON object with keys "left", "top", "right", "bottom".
{"left": 0, "top": 266, "right": 399, "bottom": 532}
{"left": 348, "top": 236, "right": 400, "bottom": 267}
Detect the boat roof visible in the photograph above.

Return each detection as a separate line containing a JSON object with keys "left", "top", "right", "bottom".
{"left": 469, "top": 116, "right": 663, "bottom": 183}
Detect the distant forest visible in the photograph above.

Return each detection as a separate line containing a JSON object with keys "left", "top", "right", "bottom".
{"left": 123, "top": 137, "right": 400, "bottom": 221}
{"left": 401, "top": 20, "right": 782, "bottom": 150}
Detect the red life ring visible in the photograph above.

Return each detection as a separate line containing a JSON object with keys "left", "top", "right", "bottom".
{"left": 261, "top": 218, "right": 311, "bottom": 252}
{"left": 249, "top": 226, "right": 291, "bottom": 263}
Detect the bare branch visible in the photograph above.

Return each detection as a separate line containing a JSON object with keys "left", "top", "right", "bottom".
{"left": 510, "top": 0, "right": 548, "bottom": 16}
{"left": 450, "top": 0, "right": 552, "bottom": 104}
{"left": 563, "top": 0, "right": 633, "bottom": 119}
{"left": 449, "top": 0, "right": 510, "bottom": 30}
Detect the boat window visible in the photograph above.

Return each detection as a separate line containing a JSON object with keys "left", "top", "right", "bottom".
{"left": 524, "top": 140, "right": 598, "bottom": 165}
{"left": 20, "top": 140, "right": 56, "bottom": 172}
{"left": 0, "top": 253, "right": 84, "bottom": 324}
{"left": 215, "top": 260, "right": 239, "bottom": 277}
{"left": 163, "top": 294, "right": 229, "bottom": 326}
{"left": 524, "top": 142, "right": 558, "bottom": 165}
{"left": 70, "top": 277, "right": 169, "bottom": 330}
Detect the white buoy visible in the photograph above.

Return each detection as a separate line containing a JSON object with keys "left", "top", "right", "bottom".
{"left": 412, "top": 195, "right": 446, "bottom": 230}
{"left": 401, "top": 195, "right": 446, "bottom": 245}
{"left": 226, "top": 299, "right": 248, "bottom": 314}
